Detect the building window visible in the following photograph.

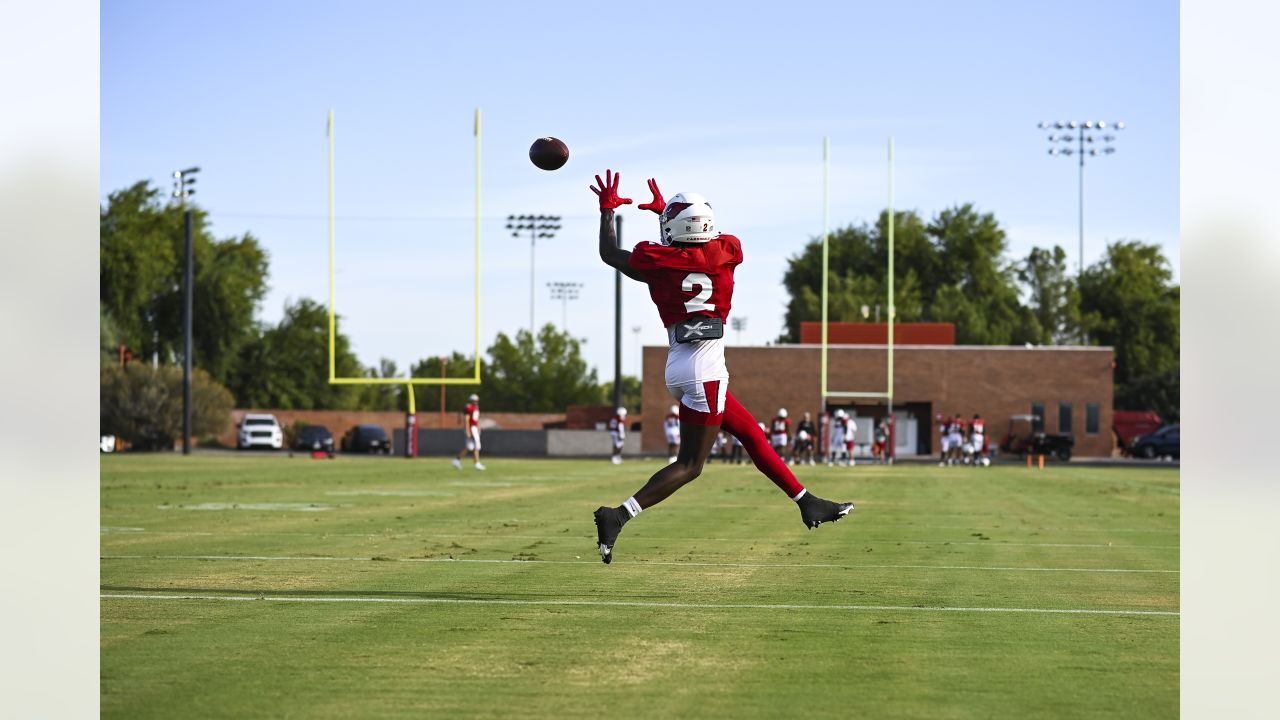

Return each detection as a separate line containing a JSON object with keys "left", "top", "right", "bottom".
{"left": 1059, "top": 402, "right": 1073, "bottom": 435}
{"left": 1086, "top": 403, "right": 1100, "bottom": 435}
{"left": 1031, "top": 402, "right": 1045, "bottom": 433}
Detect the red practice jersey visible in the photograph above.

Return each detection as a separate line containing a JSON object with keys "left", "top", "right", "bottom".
{"left": 770, "top": 417, "right": 791, "bottom": 436}
{"left": 463, "top": 403, "right": 479, "bottom": 428}
{"left": 971, "top": 419, "right": 985, "bottom": 435}
{"left": 628, "top": 234, "right": 743, "bottom": 327}
{"left": 608, "top": 415, "right": 626, "bottom": 434}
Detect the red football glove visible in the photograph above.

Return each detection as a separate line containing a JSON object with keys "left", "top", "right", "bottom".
{"left": 637, "top": 178, "right": 665, "bottom": 215}
{"left": 589, "top": 169, "right": 633, "bottom": 211}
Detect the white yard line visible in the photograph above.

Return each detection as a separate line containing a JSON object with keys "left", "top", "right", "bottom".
{"left": 100, "top": 554, "right": 1178, "bottom": 574}
{"left": 98, "top": 593, "right": 1179, "bottom": 617}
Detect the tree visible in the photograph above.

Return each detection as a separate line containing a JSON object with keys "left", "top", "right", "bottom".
{"left": 409, "top": 352, "right": 483, "bottom": 415}
{"left": 1018, "top": 245, "right": 1082, "bottom": 345}
{"left": 780, "top": 205, "right": 1036, "bottom": 345}
{"left": 484, "top": 325, "right": 602, "bottom": 411}
{"left": 100, "top": 302, "right": 126, "bottom": 368}
{"left": 353, "top": 358, "right": 405, "bottom": 412}
{"left": 100, "top": 181, "right": 268, "bottom": 387}
{"left": 600, "top": 375, "right": 642, "bottom": 413}
{"left": 231, "top": 298, "right": 364, "bottom": 410}
{"left": 100, "top": 364, "right": 235, "bottom": 450}
{"left": 1078, "top": 241, "right": 1180, "bottom": 420}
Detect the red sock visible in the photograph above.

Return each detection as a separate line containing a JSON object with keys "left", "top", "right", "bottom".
{"left": 722, "top": 392, "right": 806, "bottom": 498}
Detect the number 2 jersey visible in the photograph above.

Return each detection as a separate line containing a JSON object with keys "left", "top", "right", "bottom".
{"left": 629, "top": 234, "right": 742, "bottom": 388}
{"left": 629, "top": 234, "right": 742, "bottom": 328}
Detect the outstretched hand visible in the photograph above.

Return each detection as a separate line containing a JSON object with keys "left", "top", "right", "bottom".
{"left": 589, "top": 169, "right": 633, "bottom": 211}
{"left": 637, "top": 178, "right": 665, "bottom": 215}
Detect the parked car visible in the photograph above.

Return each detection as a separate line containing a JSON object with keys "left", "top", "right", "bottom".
{"left": 1114, "top": 410, "right": 1163, "bottom": 455}
{"left": 238, "top": 413, "right": 283, "bottom": 450}
{"left": 341, "top": 424, "right": 392, "bottom": 454}
{"left": 1131, "top": 423, "right": 1179, "bottom": 459}
{"left": 294, "top": 424, "right": 335, "bottom": 455}
{"left": 999, "top": 414, "right": 1074, "bottom": 461}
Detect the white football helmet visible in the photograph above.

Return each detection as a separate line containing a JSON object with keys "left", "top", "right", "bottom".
{"left": 617, "top": 407, "right": 627, "bottom": 417}
{"left": 468, "top": 394, "right": 479, "bottom": 402}
{"left": 834, "top": 409, "right": 847, "bottom": 419}
{"left": 777, "top": 408, "right": 788, "bottom": 418}
{"left": 661, "top": 192, "right": 717, "bottom": 245}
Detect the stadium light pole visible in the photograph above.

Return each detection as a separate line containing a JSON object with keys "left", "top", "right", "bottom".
{"left": 506, "top": 214, "right": 561, "bottom": 334}
{"left": 731, "top": 316, "right": 747, "bottom": 345}
{"left": 1038, "top": 120, "right": 1125, "bottom": 276}
{"left": 547, "top": 281, "right": 582, "bottom": 333}
{"left": 172, "top": 166, "right": 199, "bottom": 455}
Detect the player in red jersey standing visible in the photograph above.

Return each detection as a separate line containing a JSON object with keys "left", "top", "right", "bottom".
{"left": 769, "top": 409, "right": 792, "bottom": 463}
{"left": 451, "top": 393, "right": 485, "bottom": 471}
{"left": 608, "top": 407, "right": 627, "bottom": 465}
{"left": 588, "top": 170, "right": 853, "bottom": 564}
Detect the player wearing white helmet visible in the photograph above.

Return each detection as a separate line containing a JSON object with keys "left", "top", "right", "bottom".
{"left": 844, "top": 413, "right": 858, "bottom": 466}
{"left": 663, "top": 404, "right": 681, "bottom": 463}
{"left": 793, "top": 412, "right": 817, "bottom": 465}
{"left": 608, "top": 407, "right": 628, "bottom": 465}
{"left": 770, "top": 408, "right": 791, "bottom": 462}
{"left": 452, "top": 393, "right": 485, "bottom": 471}
{"left": 588, "top": 170, "right": 853, "bottom": 564}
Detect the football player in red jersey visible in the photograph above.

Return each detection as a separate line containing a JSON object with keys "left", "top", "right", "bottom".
{"left": 608, "top": 407, "right": 627, "bottom": 465}
{"left": 451, "top": 393, "right": 485, "bottom": 471}
{"left": 589, "top": 170, "right": 853, "bottom": 564}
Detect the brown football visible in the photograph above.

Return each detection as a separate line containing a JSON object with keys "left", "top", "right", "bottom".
{"left": 529, "top": 137, "right": 569, "bottom": 171}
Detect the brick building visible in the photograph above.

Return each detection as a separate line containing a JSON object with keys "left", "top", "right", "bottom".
{"left": 640, "top": 334, "right": 1115, "bottom": 458}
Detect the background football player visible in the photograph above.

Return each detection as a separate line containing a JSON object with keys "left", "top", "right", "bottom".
{"left": 663, "top": 404, "right": 681, "bottom": 463}
{"left": 588, "top": 170, "right": 852, "bottom": 564}
{"left": 451, "top": 393, "right": 485, "bottom": 471}
{"left": 792, "top": 411, "right": 817, "bottom": 465}
{"left": 608, "top": 407, "right": 627, "bottom": 465}
{"left": 770, "top": 408, "right": 791, "bottom": 463}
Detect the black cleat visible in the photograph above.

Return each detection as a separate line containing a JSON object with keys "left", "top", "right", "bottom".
{"left": 798, "top": 492, "right": 855, "bottom": 529}
{"left": 593, "top": 506, "right": 626, "bottom": 564}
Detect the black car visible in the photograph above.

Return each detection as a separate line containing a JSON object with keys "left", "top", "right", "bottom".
{"left": 295, "top": 425, "right": 335, "bottom": 455}
{"left": 1131, "top": 423, "right": 1179, "bottom": 459}
{"left": 999, "top": 414, "right": 1074, "bottom": 461}
{"left": 342, "top": 424, "right": 392, "bottom": 454}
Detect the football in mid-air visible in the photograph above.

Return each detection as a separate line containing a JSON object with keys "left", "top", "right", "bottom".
{"left": 529, "top": 137, "right": 569, "bottom": 171}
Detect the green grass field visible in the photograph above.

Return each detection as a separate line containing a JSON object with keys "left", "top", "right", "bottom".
{"left": 101, "top": 454, "right": 1179, "bottom": 719}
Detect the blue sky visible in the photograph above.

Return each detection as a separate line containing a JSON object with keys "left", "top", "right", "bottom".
{"left": 101, "top": 0, "right": 1178, "bottom": 379}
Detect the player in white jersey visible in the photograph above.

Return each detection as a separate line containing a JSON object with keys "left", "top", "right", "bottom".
{"left": 969, "top": 413, "right": 989, "bottom": 466}
{"left": 827, "top": 409, "right": 847, "bottom": 466}
{"left": 663, "top": 405, "right": 681, "bottom": 463}
{"left": 946, "top": 414, "right": 965, "bottom": 466}
{"left": 845, "top": 415, "right": 858, "bottom": 466}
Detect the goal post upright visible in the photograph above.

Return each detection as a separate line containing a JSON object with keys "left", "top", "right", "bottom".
{"left": 473, "top": 107, "right": 482, "bottom": 379}
{"left": 326, "top": 107, "right": 483, "bottom": 387}
{"left": 821, "top": 136, "right": 829, "bottom": 412}
{"left": 821, "top": 136, "right": 897, "bottom": 459}
{"left": 328, "top": 109, "right": 336, "bottom": 383}
{"left": 887, "top": 136, "right": 895, "bottom": 459}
